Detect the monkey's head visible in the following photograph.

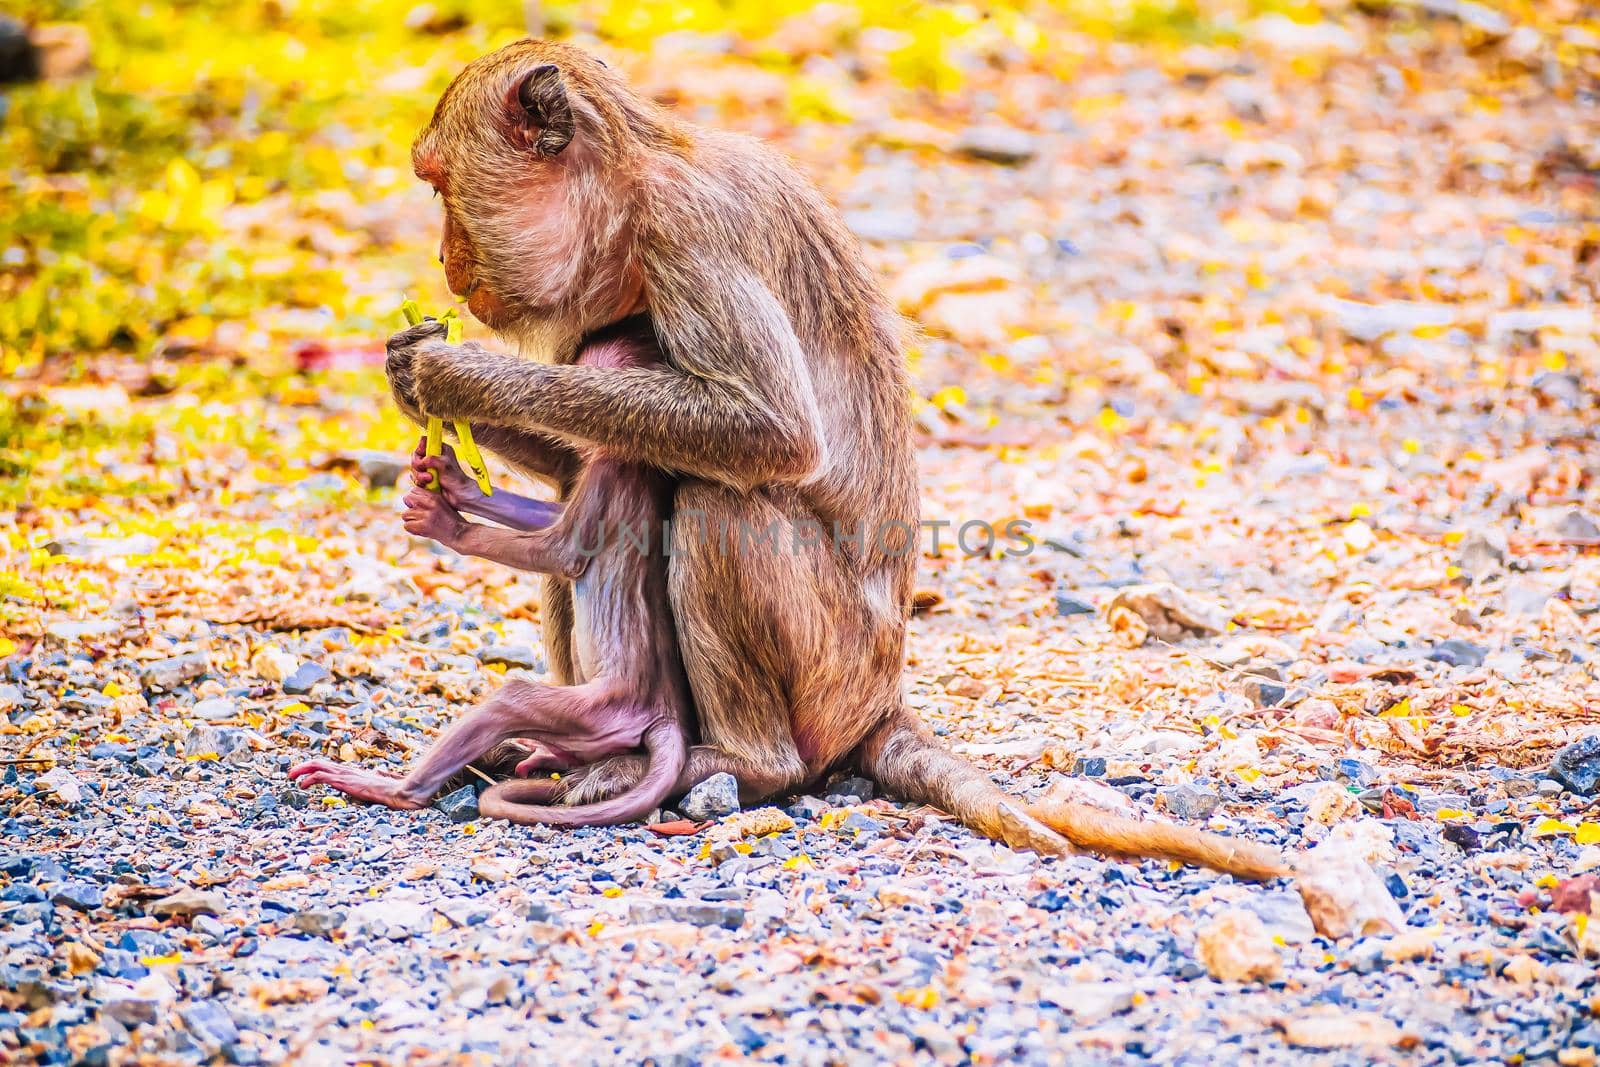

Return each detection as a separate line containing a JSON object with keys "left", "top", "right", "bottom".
{"left": 411, "top": 40, "right": 679, "bottom": 343}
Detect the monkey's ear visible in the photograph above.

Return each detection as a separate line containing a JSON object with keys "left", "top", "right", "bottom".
{"left": 515, "top": 64, "right": 575, "bottom": 157}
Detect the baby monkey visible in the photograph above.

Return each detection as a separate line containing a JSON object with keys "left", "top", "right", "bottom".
{"left": 290, "top": 314, "right": 691, "bottom": 826}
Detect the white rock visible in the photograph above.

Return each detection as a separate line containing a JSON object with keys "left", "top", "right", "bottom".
{"left": 36, "top": 768, "right": 83, "bottom": 806}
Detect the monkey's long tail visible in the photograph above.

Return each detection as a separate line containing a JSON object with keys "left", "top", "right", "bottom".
{"left": 477, "top": 719, "right": 686, "bottom": 828}
{"left": 855, "top": 708, "right": 1290, "bottom": 882}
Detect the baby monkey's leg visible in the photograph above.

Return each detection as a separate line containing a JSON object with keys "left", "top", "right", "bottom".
{"left": 289, "top": 679, "right": 600, "bottom": 809}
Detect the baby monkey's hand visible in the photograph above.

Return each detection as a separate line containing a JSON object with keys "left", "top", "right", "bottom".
{"left": 411, "top": 434, "right": 485, "bottom": 511}
{"left": 403, "top": 485, "right": 470, "bottom": 548}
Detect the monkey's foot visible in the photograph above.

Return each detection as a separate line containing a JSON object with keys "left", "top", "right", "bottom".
{"left": 287, "top": 760, "right": 428, "bottom": 810}
{"left": 508, "top": 740, "right": 578, "bottom": 777}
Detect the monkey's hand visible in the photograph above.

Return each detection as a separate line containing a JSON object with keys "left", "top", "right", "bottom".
{"left": 385, "top": 319, "right": 448, "bottom": 423}
{"left": 402, "top": 485, "right": 470, "bottom": 548}
{"left": 410, "top": 435, "right": 485, "bottom": 511}
{"left": 410, "top": 338, "right": 517, "bottom": 423}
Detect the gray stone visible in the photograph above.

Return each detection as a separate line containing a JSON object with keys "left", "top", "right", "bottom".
{"left": 102, "top": 995, "right": 161, "bottom": 1025}
{"left": 433, "top": 786, "right": 479, "bottom": 823}
{"left": 681, "top": 772, "right": 740, "bottom": 821}
{"left": 337, "top": 450, "right": 407, "bottom": 489}
{"left": 46, "top": 620, "right": 121, "bottom": 642}
{"left": 50, "top": 881, "right": 104, "bottom": 911}
{"left": 179, "top": 1000, "right": 240, "bottom": 1051}
{"left": 1559, "top": 510, "right": 1600, "bottom": 540}
{"left": 140, "top": 653, "right": 208, "bottom": 692}
{"left": 787, "top": 796, "right": 831, "bottom": 821}
{"left": 1548, "top": 734, "right": 1600, "bottom": 796}
{"left": 954, "top": 124, "right": 1038, "bottom": 165}
{"left": 184, "top": 725, "right": 250, "bottom": 763}
{"left": 1429, "top": 640, "right": 1486, "bottom": 668}
{"left": 1335, "top": 758, "right": 1378, "bottom": 787}
{"left": 1327, "top": 298, "right": 1457, "bottom": 342}
{"left": 191, "top": 696, "right": 237, "bottom": 721}
{"left": 627, "top": 898, "right": 746, "bottom": 929}
{"left": 1246, "top": 890, "right": 1317, "bottom": 944}
{"left": 841, "top": 812, "right": 884, "bottom": 833}
{"left": 843, "top": 209, "right": 920, "bottom": 242}
{"left": 1055, "top": 593, "right": 1096, "bottom": 617}
{"left": 826, "top": 777, "right": 875, "bottom": 803}
{"left": 474, "top": 645, "right": 541, "bottom": 671}
{"left": 291, "top": 909, "right": 346, "bottom": 937}
{"left": 1501, "top": 579, "right": 1554, "bottom": 615}
{"left": 343, "top": 898, "right": 433, "bottom": 941}
{"left": 282, "top": 662, "right": 331, "bottom": 694}
{"left": 150, "top": 888, "right": 224, "bottom": 920}
{"left": 1456, "top": 530, "right": 1507, "bottom": 576}
{"left": 1159, "top": 784, "right": 1219, "bottom": 820}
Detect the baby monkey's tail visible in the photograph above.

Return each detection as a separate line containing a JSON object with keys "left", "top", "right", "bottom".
{"left": 855, "top": 708, "right": 1290, "bottom": 882}
{"left": 478, "top": 719, "right": 686, "bottom": 828}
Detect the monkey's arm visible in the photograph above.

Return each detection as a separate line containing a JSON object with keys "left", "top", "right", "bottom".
{"left": 406, "top": 274, "right": 825, "bottom": 489}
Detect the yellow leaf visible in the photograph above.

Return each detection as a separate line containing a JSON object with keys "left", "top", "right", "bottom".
{"left": 1380, "top": 698, "right": 1412, "bottom": 718}
{"left": 1577, "top": 823, "right": 1600, "bottom": 846}
{"left": 1533, "top": 818, "right": 1576, "bottom": 837}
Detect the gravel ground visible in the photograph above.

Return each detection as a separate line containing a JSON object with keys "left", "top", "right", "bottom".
{"left": 9, "top": 6, "right": 1600, "bottom": 1065}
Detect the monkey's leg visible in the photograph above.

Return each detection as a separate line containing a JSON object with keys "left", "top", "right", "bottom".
{"left": 548, "top": 744, "right": 796, "bottom": 808}
{"left": 665, "top": 483, "right": 886, "bottom": 797}
{"left": 479, "top": 718, "right": 686, "bottom": 828}
{"left": 289, "top": 679, "right": 601, "bottom": 809}
{"left": 541, "top": 575, "right": 580, "bottom": 685}
{"left": 854, "top": 709, "right": 1291, "bottom": 881}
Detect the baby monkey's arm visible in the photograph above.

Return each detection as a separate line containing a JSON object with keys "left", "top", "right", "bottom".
{"left": 402, "top": 488, "right": 580, "bottom": 579}
{"left": 411, "top": 437, "right": 562, "bottom": 532}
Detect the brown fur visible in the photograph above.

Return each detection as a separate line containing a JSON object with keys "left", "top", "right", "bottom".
{"left": 380, "top": 38, "right": 1290, "bottom": 882}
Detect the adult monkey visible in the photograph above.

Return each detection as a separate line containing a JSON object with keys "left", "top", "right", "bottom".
{"left": 385, "top": 39, "right": 1286, "bottom": 881}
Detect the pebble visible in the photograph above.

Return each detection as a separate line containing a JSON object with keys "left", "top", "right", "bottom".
{"left": 150, "top": 888, "right": 225, "bottom": 919}
{"left": 185, "top": 725, "right": 251, "bottom": 763}
{"left": 1429, "top": 639, "right": 1487, "bottom": 668}
{"left": 1054, "top": 593, "right": 1096, "bottom": 616}
{"left": 825, "top": 777, "right": 875, "bottom": 803}
{"left": 139, "top": 652, "right": 208, "bottom": 691}
{"left": 952, "top": 124, "right": 1038, "bottom": 164}
{"left": 179, "top": 1000, "right": 240, "bottom": 1051}
{"left": 192, "top": 696, "right": 239, "bottom": 721}
{"left": 433, "top": 785, "right": 479, "bottom": 823}
{"left": 1548, "top": 734, "right": 1600, "bottom": 796}
{"left": 282, "top": 662, "right": 331, "bottom": 695}
{"left": 50, "top": 881, "right": 104, "bottom": 911}
{"left": 1159, "top": 783, "right": 1219, "bottom": 820}
{"left": 1195, "top": 909, "right": 1282, "bottom": 982}
{"left": 680, "top": 773, "right": 740, "bottom": 821}
{"left": 474, "top": 645, "right": 541, "bottom": 670}
{"left": 292, "top": 909, "right": 347, "bottom": 937}
{"left": 627, "top": 899, "right": 747, "bottom": 929}
{"left": 1334, "top": 758, "right": 1378, "bottom": 787}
